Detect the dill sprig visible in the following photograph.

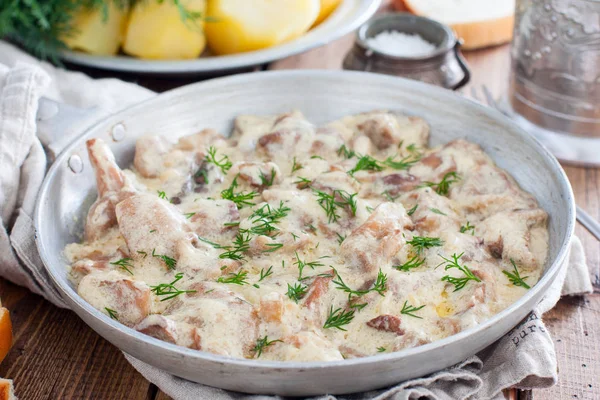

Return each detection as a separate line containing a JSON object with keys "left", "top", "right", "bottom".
{"left": 400, "top": 300, "right": 425, "bottom": 319}
{"left": 219, "top": 232, "right": 252, "bottom": 261}
{"left": 440, "top": 252, "right": 481, "bottom": 292}
{"left": 262, "top": 243, "right": 283, "bottom": 253}
{"left": 323, "top": 306, "right": 355, "bottom": 331}
{"left": 312, "top": 189, "right": 358, "bottom": 223}
{"left": 347, "top": 155, "right": 384, "bottom": 176}
{"left": 337, "top": 144, "right": 356, "bottom": 159}
{"left": 377, "top": 347, "right": 386, "bottom": 352}
{"left": 294, "top": 176, "right": 312, "bottom": 189}
{"left": 350, "top": 302, "right": 368, "bottom": 311}
{"left": 393, "top": 256, "right": 425, "bottom": 272}
{"left": 253, "top": 336, "right": 282, "bottom": 358}
{"left": 430, "top": 208, "right": 447, "bottom": 216}
{"left": 420, "top": 172, "right": 460, "bottom": 196}
{"left": 217, "top": 270, "right": 249, "bottom": 285}
{"left": 258, "top": 266, "right": 274, "bottom": 282}
{"left": 372, "top": 269, "right": 388, "bottom": 296}
{"left": 286, "top": 282, "right": 307, "bottom": 303}
{"left": 460, "top": 221, "right": 475, "bottom": 235}
{"left": 503, "top": 259, "right": 530, "bottom": 289}
{"left": 406, "top": 236, "right": 443, "bottom": 255}
{"left": 105, "top": 307, "right": 118, "bottom": 320}
{"left": 205, "top": 146, "right": 232, "bottom": 174}
{"left": 291, "top": 157, "right": 303, "bottom": 173}
{"left": 157, "top": 190, "right": 168, "bottom": 200}
{"left": 110, "top": 258, "right": 134, "bottom": 275}
{"left": 221, "top": 175, "right": 258, "bottom": 209}
{"left": 245, "top": 201, "right": 290, "bottom": 237}
{"left": 259, "top": 168, "right": 276, "bottom": 187}
{"left": 197, "top": 236, "right": 227, "bottom": 249}
{"left": 184, "top": 212, "right": 196, "bottom": 219}
{"left": 333, "top": 268, "right": 387, "bottom": 298}
{"left": 383, "top": 154, "right": 421, "bottom": 170}
{"left": 335, "top": 232, "right": 346, "bottom": 245}
{"left": 383, "top": 190, "right": 399, "bottom": 202}
{"left": 150, "top": 273, "right": 196, "bottom": 301}
{"left": 294, "top": 251, "right": 325, "bottom": 281}
{"left": 406, "top": 204, "right": 419, "bottom": 216}
{"left": 151, "top": 249, "right": 177, "bottom": 270}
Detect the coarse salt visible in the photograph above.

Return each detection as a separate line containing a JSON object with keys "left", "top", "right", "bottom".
{"left": 366, "top": 30, "right": 437, "bottom": 57}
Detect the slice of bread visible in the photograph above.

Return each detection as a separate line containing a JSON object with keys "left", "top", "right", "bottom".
{"left": 0, "top": 378, "right": 17, "bottom": 400}
{"left": 396, "top": 0, "right": 515, "bottom": 50}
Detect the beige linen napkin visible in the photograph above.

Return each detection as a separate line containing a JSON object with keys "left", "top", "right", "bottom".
{"left": 0, "top": 41, "right": 593, "bottom": 400}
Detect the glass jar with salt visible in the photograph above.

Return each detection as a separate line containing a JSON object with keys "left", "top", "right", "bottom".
{"left": 344, "top": 13, "right": 470, "bottom": 90}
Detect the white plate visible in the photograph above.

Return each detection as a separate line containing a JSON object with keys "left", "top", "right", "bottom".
{"left": 60, "top": 0, "right": 380, "bottom": 75}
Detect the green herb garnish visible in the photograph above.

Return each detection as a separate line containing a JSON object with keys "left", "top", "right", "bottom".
{"left": 393, "top": 256, "right": 425, "bottom": 272}
{"left": 430, "top": 208, "right": 447, "bottom": 216}
{"left": 197, "top": 236, "right": 226, "bottom": 249}
{"left": 338, "top": 144, "right": 356, "bottom": 159}
{"left": 258, "top": 266, "right": 274, "bottom": 282}
{"left": 291, "top": 157, "right": 303, "bottom": 173}
{"left": 294, "top": 251, "right": 325, "bottom": 281}
{"left": 110, "top": 258, "right": 134, "bottom": 275}
{"left": 217, "top": 271, "right": 249, "bottom": 285}
{"left": 206, "top": 146, "right": 232, "bottom": 174}
{"left": 420, "top": 172, "right": 460, "bottom": 196}
{"left": 151, "top": 249, "right": 177, "bottom": 270}
{"left": 377, "top": 347, "right": 386, "bottom": 352}
{"left": 150, "top": 273, "right": 196, "bottom": 301}
{"left": 400, "top": 300, "right": 425, "bottom": 319}
{"left": 221, "top": 175, "right": 258, "bottom": 209}
{"left": 348, "top": 155, "right": 384, "bottom": 176}
{"left": 259, "top": 168, "right": 276, "bottom": 187}
{"left": 440, "top": 252, "right": 481, "bottom": 291}
{"left": 460, "top": 221, "right": 475, "bottom": 235}
{"left": 323, "top": 307, "right": 355, "bottom": 331}
{"left": 157, "top": 190, "right": 168, "bottom": 200}
{"left": 253, "top": 336, "right": 282, "bottom": 358}
{"left": 406, "top": 236, "right": 443, "bottom": 255}
{"left": 105, "top": 307, "right": 118, "bottom": 320}
{"left": 383, "top": 154, "right": 421, "bottom": 170}
{"left": 286, "top": 282, "right": 308, "bottom": 303}
{"left": 219, "top": 232, "right": 252, "bottom": 261}
{"left": 406, "top": 204, "right": 418, "bottom": 216}
{"left": 503, "top": 259, "right": 530, "bottom": 289}
{"left": 184, "top": 212, "right": 196, "bottom": 219}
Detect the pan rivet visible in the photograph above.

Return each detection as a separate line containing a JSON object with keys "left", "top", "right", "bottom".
{"left": 68, "top": 155, "right": 84, "bottom": 174}
{"left": 112, "top": 123, "right": 126, "bottom": 141}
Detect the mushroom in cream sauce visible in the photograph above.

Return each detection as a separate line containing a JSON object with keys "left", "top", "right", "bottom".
{"left": 65, "top": 110, "right": 548, "bottom": 361}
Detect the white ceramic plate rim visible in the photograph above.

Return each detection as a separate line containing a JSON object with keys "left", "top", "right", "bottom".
{"left": 60, "top": 0, "right": 380, "bottom": 74}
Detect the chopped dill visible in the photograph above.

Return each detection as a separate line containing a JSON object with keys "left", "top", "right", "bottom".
{"left": 151, "top": 249, "right": 177, "bottom": 270}
{"left": 157, "top": 190, "right": 168, "bottom": 200}
{"left": 105, "top": 307, "right": 118, "bottom": 320}
{"left": 136, "top": 250, "right": 147, "bottom": 258}
{"left": 291, "top": 157, "right": 303, "bottom": 173}
{"left": 383, "top": 154, "right": 421, "bottom": 170}
{"left": 400, "top": 301, "right": 425, "bottom": 319}
{"left": 197, "top": 236, "right": 227, "bottom": 249}
{"left": 110, "top": 258, "right": 134, "bottom": 275}
{"left": 377, "top": 347, "right": 386, "bottom": 353}
{"left": 420, "top": 172, "right": 460, "bottom": 196}
{"left": 503, "top": 259, "right": 530, "bottom": 289}
{"left": 259, "top": 168, "right": 276, "bottom": 187}
{"left": 205, "top": 146, "right": 232, "bottom": 174}
{"left": 294, "top": 176, "right": 312, "bottom": 189}
{"left": 150, "top": 273, "right": 196, "bottom": 301}
{"left": 337, "top": 144, "right": 356, "bottom": 159}
{"left": 460, "top": 221, "right": 475, "bottom": 235}
{"left": 336, "top": 232, "right": 346, "bottom": 245}
{"left": 258, "top": 266, "right": 274, "bottom": 282}
{"left": 217, "top": 271, "right": 249, "bottom": 285}
{"left": 406, "top": 204, "right": 418, "bottom": 216}
{"left": 439, "top": 252, "right": 481, "bottom": 291}
{"left": 393, "top": 256, "right": 425, "bottom": 272}
{"left": 219, "top": 232, "right": 252, "bottom": 261}
{"left": 347, "top": 155, "right": 384, "bottom": 176}
{"left": 430, "top": 208, "right": 447, "bottom": 216}
{"left": 262, "top": 243, "right": 283, "bottom": 253}
{"left": 406, "top": 236, "right": 444, "bottom": 255}
{"left": 294, "top": 251, "right": 325, "bottom": 281}
{"left": 286, "top": 282, "right": 307, "bottom": 303}
{"left": 221, "top": 175, "right": 258, "bottom": 209}
{"left": 253, "top": 336, "right": 282, "bottom": 358}
{"left": 323, "top": 307, "right": 355, "bottom": 331}
{"left": 184, "top": 212, "right": 196, "bottom": 219}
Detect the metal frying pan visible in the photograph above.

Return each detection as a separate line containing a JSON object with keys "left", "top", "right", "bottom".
{"left": 34, "top": 70, "right": 575, "bottom": 396}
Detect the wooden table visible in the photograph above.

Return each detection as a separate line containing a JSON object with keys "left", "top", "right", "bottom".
{"left": 1, "top": 23, "right": 599, "bottom": 400}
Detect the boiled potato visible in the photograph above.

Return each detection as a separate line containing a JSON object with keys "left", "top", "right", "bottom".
{"left": 62, "top": 3, "right": 128, "bottom": 55}
{"left": 123, "top": 0, "right": 206, "bottom": 59}
{"left": 205, "top": 0, "right": 320, "bottom": 55}
{"left": 313, "top": 0, "right": 343, "bottom": 26}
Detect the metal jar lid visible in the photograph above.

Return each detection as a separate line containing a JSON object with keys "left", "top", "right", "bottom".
{"left": 343, "top": 13, "right": 470, "bottom": 90}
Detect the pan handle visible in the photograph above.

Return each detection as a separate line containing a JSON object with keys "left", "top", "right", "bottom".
{"left": 36, "top": 97, "right": 102, "bottom": 160}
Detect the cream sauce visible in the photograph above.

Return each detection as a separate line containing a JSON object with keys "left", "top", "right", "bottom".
{"left": 65, "top": 110, "right": 548, "bottom": 361}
